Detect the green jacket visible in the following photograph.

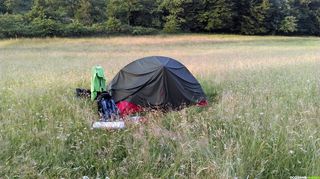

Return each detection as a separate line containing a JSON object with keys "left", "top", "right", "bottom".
{"left": 91, "top": 65, "right": 107, "bottom": 101}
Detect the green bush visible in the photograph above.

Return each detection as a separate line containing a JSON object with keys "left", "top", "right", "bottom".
{"left": 132, "top": 26, "right": 158, "bottom": 35}
{"left": 0, "top": 14, "right": 26, "bottom": 38}
{"left": 88, "top": 23, "right": 106, "bottom": 35}
{"left": 120, "top": 24, "right": 133, "bottom": 34}
{"left": 106, "top": 17, "right": 121, "bottom": 34}
{"left": 163, "top": 15, "right": 181, "bottom": 33}
{"left": 62, "top": 21, "right": 93, "bottom": 37}
{"left": 27, "top": 18, "right": 62, "bottom": 37}
{"left": 0, "top": 14, "right": 64, "bottom": 38}
{"left": 279, "top": 16, "right": 298, "bottom": 34}
{"left": 0, "top": 15, "right": 157, "bottom": 38}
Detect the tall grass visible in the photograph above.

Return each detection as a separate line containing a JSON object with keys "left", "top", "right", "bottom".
{"left": 0, "top": 35, "right": 320, "bottom": 178}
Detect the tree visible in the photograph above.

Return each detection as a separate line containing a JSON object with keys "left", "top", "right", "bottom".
{"left": 107, "top": 0, "right": 162, "bottom": 28}
{"left": 0, "top": 0, "right": 6, "bottom": 14}
{"left": 64, "top": 0, "right": 80, "bottom": 21}
{"left": 107, "top": 0, "right": 126, "bottom": 25}
{"left": 0, "top": 14, "right": 25, "bottom": 37}
{"left": 279, "top": 15, "right": 298, "bottom": 33}
{"left": 198, "top": 0, "right": 234, "bottom": 32}
{"left": 234, "top": 0, "right": 271, "bottom": 34}
{"left": 27, "top": 0, "right": 46, "bottom": 20}
{"left": 90, "top": 0, "right": 107, "bottom": 23}
{"left": 0, "top": 0, "right": 319, "bottom": 37}
{"left": 161, "top": 0, "right": 187, "bottom": 33}
{"left": 3, "top": 0, "right": 32, "bottom": 14}
{"left": 75, "top": 0, "right": 93, "bottom": 25}
{"left": 163, "top": 14, "right": 182, "bottom": 33}
{"left": 290, "top": 0, "right": 320, "bottom": 35}
{"left": 106, "top": 16, "right": 121, "bottom": 32}
{"left": 128, "top": 0, "right": 162, "bottom": 28}
{"left": 265, "top": 0, "right": 286, "bottom": 34}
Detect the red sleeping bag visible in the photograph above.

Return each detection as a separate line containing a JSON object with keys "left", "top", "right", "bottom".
{"left": 117, "top": 100, "right": 208, "bottom": 116}
{"left": 116, "top": 101, "right": 143, "bottom": 116}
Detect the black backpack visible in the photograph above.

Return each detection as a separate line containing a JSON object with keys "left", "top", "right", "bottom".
{"left": 97, "top": 92, "right": 120, "bottom": 121}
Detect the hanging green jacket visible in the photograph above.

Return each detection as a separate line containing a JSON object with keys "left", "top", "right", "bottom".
{"left": 91, "top": 65, "right": 107, "bottom": 101}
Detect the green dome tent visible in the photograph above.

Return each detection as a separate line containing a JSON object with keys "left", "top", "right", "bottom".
{"left": 108, "top": 56, "right": 207, "bottom": 113}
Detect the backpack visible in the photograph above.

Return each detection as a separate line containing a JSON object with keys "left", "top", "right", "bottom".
{"left": 97, "top": 92, "right": 120, "bottom": 121}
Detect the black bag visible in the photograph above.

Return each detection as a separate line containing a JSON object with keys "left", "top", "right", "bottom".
{"left": 97, "top": 92, "right": 120, "bottom": 121}
{"left": 75, "top": 88, "right": 91, "bottom": 98}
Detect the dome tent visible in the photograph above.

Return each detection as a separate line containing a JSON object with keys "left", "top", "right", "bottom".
{"left": 109, "top": 56, "right": 207, "bottom": 114}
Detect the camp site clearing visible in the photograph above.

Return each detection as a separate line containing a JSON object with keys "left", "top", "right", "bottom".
{"left": 0, "top": 35, "right": 320, "bottom": 178}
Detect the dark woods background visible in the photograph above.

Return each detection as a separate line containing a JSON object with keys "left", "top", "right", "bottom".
{"left": 0, "top": 0, "right": 319, "bottom": 38}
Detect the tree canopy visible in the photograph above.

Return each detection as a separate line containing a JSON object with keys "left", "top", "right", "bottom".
{"left": 0, "top": 0, "right": 319, "bottom": 38}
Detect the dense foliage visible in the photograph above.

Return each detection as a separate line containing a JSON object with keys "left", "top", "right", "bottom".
{"left": 0, "top": 0, "right": 319, "bottom": 38}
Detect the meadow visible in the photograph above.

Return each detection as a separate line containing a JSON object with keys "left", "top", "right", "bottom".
{"left": 0, "top": 34, "right": 319, "bottom": 178}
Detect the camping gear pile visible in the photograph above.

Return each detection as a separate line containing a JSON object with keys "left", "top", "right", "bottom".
{"left": 77, "top": 56, "right": 208, "bottom": 129}
{"left": 90, "top": 66, "right": 120, "bottom": 121}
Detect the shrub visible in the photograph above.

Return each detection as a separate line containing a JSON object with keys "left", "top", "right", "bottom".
{"left": 0, "top": 14, "right": 26, "bottom": 38}
{"left": 279, "top": 16, "right": 298, "bottom": 34}
{"left": 0, "top": 14, "right": 65, "bottom": 38}
{"left": 106, "top": 17, "right": 121, "bottom": 34}
{"left": 163, "top": 15, "right": 181, "bottom": 33}
{"left": 62, "top": 21, "right": 93, "bottom": 37}
{"left": 132, "top": 26, "right": 158, "bottom": 35}
{"left": 27, "top": 18, "right": 62, "bottom": 37}
{"left": 120, "top": 24, "right": 133, "bottom": 34}
{"left": 89, "top": 23, "right": 106, "bottom": 35}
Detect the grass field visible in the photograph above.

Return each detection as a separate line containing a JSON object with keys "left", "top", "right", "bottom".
{"left": 0, "top": 34, "right": 320, "bottom": 178}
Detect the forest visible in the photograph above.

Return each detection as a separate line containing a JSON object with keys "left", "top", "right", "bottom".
{"left": 0, "top": 0, "right": 319, "bottom": 38}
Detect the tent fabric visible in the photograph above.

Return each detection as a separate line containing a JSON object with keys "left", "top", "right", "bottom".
{"left": 109, "top": 56, "right": 207, "bottom": 110}
{"left": 91, "top": 65, "right": 107, "bottom": 101}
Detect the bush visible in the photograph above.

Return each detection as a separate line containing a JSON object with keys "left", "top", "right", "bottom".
{"left": 106, "top": 17, "right": 121, "bottom": 34}
{"left": 279, "top": 16, "right": 298, "bottom": 34}
{"left": 120, "top": 24, "right": 133, "bottom": 34}
{"left": 0, "top": 14, "right": 64, "bottom": 38}
{"left": 0, "top": 15, "right": 158, "bottom": 38}
{"left": 132, "top": 26, "right": 158, "bottom": 35}
{"left": 88, "top": 23, "right": 106, "bottom": 35}
{"left": 0, "top": 14, "right": 26, "bottom": 38}
{"left": 27, "top": 18, "right": 62, "bottom": 37}
{"left": 163, "top": 15, "right": 181, "bottom": 33}
{"left": 62, "top": 21, "right": 93, "bottom": 37}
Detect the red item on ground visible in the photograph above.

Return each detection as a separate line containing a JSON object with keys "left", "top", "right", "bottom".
{"left": 117, "top": 100, "right": 208, "bottom": 116}
{"left": 117, "top": 101, "right": 143, "bottom": 116}
{"left": 197, "top": 100, "right": 208, "bottom": 107}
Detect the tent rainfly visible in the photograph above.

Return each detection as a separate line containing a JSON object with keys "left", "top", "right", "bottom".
{"left": 109, "top": 56, "right": 207, "bottom": 115}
